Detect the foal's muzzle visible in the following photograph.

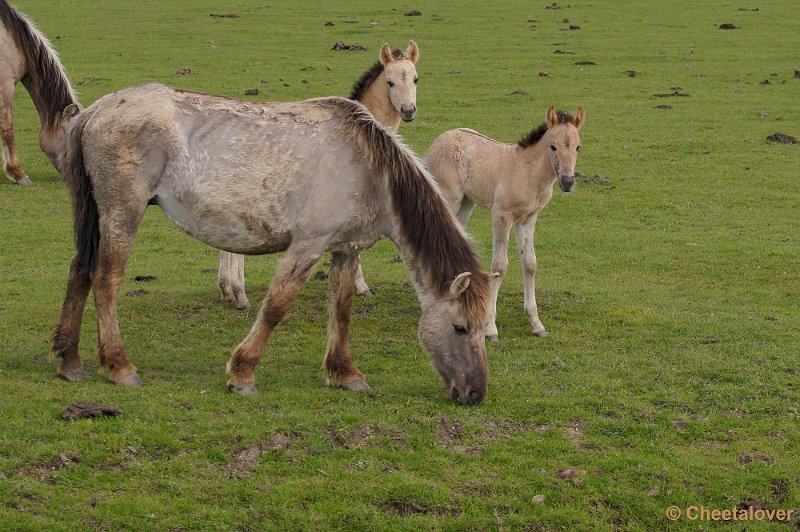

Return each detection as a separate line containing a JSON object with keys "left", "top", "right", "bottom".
{"left": 559, "top": 175, "right": 576, "bottom": 192}
{"left": 449, "top": 381, "right": 485, "bottom": 406}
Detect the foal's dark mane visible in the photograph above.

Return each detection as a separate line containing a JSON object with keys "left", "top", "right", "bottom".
{"left": 348, "top": 48, "right": 407, "bottom": 102}
{"left": 517, "top": 110, "right": 574, "bottom": 148}
{"left": 330, "top": 98, "right": 490, "bottom": 324}
{"left": 0, "top": 0, "right": 77, "bottom": 130}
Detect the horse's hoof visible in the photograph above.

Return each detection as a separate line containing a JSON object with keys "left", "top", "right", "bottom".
{"left": 115, "top": 373, "right": 143, "bottom": 386}
{"left": 58, "top": 367, "right": 92, "bottom": 382}
{"left": 342, "top": 379, "right": 371, "bottom": 392}
{"left": 228, "top": 382, "right": 259, "bottom": 395}
{"left": 533, "top": 329, "right": 548, "bottom": 337}
{"left": 234, "top": 296, "right": 251, "bottom": 310}
{"left": 14, "top": 176, "right": 33, "bottom": 186}
{"left": 487, "top": 334, "right": 499, "bottom": 342}
{"left": 359, "top": 290, "right": 374, "bottom": 297}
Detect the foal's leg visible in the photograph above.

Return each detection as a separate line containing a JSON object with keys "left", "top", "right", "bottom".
{"left": 486, "top": 211, "right": 513, "bottom": 341}
{"left": 0, "top": 82, "right": 31, "bottom": 185}
{"left": 323, "top": 251, "right": 369, "bottom": 391}
{"left": 52, "top": 255, "right": 94, "bottom": 381}
{"left": 454, "top": 196, "right": 476, "bottom": 227}
{"left": 217, "top": 251, "right": 250, "bottom": 309}
{"left": 353, "top": 254, "right": 372, "bottom": 296}
{"left": 226, "top": 247, "right": 322, "bottom": 395}
{"left": 516, "top": 216, "right": 546, "bottom": 337}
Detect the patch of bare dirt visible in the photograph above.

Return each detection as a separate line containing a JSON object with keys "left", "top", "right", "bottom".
{"left": 326, "top": 425, "right": 404, "bottom": 449}
{"left": 766, "top": 132, "right": 797, "bottom": 144}
{"left": 265, "top": 431, "right": 297, "bottom": 451}
{"left": 771, "top": 479, "right": 790, "bottom": 503}
{"left": 565, "top": 419, "right": 586, "bottom": 446}
{"left": 405, "top": 10, "right": 422, "bottom": 16}
{"left": 210, "top": 13, "right": 239, "bottom": 19}
{"left": 332, "top": 41, "right": 366, "bottom": 51}
{"left": 738, "top": 452, "right": 773, "bottom": 465}
{"left": 382, "top": 498, "right": 459, "bottom": 517}
{"left": 227, "top": 445, "right": 261, "bottom": 478}
{"left": 437, "top": 417, "right": 463, "bottom": 442}
{"left": 654, "top": 89, "right": 691, "bottom": 97}
{"left": 719, "top": 23, "right": 738, "bottom": 29}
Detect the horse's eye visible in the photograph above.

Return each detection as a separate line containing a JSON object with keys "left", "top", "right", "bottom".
{"left": 387, "top": 80, "right": 396, "bottom": 88}
{"left": 413, "top": 77, "right": 419, "bottom": 84}
{"left": 453, "top": 324, "right": 468, "bottom": 335}
{"left": 550, "top": 144, "right": 557, "bottom": 152}
{"left": 576, "top": 145, "right": 581, "bottom": 151}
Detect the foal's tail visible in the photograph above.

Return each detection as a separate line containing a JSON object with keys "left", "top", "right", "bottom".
{"left": 62, "top": 110, "right": 99, "bottom": 277}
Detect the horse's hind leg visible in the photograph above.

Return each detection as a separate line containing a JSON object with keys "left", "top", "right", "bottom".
{"left": 323, "top": 251, "right": 368, "bottom": 391}
{"left": 218, "top": 251, "right": 250, "bottom": 309}
{"left": 486, "top": 211, "right": 513, "bottom": 341}
{"left": 0, "top": 82, "right": 31, "bottom": 185}
{"left": 353, "top": 255, "right": 372, "bottom": 296}
{"left": 226, "top": 246, "right": 322, "bottom": 395}
{"left": 52, "top": 255, "right": 94, "bottom": 381}
{"left": 93, "top": 209, "right": 147, "bottom": 386}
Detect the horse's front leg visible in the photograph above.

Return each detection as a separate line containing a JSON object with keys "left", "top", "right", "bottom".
{"left": 515, "top": 215, "right": 547, "bottom": 337}
{"left": 323, "top": 251, "right": 369, "bottom": 391}
{"left": 0, "top": 85, "right": 31, "bottom": 185}
{"left": 226, "top": 247, "right": 322, "bottom": 395}
{"left": 487, "top": 211, "right": 513, "bottom": 341}
{"left": 217, "top": 251, "right": 250, "bottom": 309}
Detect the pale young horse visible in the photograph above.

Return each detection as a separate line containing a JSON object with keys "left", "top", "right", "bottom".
{"left": 425, "top": 106, "right": 585, "bottom": 340}
{"left": 217, "top": 40, "right": 420, "bottom": 308}
{"left": 0, "top": 0, "right": 79, "bottom": 184}
{"left": 54, "top": 83, "right": 493, "bottom": 406}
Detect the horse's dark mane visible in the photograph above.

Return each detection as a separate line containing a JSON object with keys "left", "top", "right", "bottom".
{"left": 348, "top": 48, "right": 406, "bottom": 102}
{"left": 330, "top": 98, "right": 490, "bottom": 325}
{"left": 517, "top": 111, "right": 573, "bottom": 148}
{"left": 0, "top": 1, "right": 77, "bottom": 130}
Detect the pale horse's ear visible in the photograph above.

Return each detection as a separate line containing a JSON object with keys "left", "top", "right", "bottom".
{"left": 448, "top": 272, "right": 472, "bottom": 299}
{"left": 489, "top": 272, "right": 501, "bottom": 282}
{"left": 406, "top": 40, "right": 419, "bottom": 64}
{"left": 62, "top": 104, "right": 81, "bottom": 122}
{"left": 379, "top": 43, "right": 393, "bottom": 65}
{"left": 572, "top": 106, "right": 585, "bottom": 129}
{"left": 546, "top": 105, "right": 558, "bottom": 129}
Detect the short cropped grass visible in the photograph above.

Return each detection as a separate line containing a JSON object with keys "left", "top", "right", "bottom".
{"left": 1, "top": 0, "right": 798, "bottom": 529}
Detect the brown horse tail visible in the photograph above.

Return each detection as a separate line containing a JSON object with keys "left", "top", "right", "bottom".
{"left": 62, "top": 109, "right": 99, "bottom": 277}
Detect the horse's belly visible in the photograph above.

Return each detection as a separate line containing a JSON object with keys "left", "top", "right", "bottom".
{"left": 153, "top": 193, "right": 291, "bottom": 255}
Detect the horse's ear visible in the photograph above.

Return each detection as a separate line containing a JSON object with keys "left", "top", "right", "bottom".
{"left": 448, "top": 272, "right": 472, "bottom": 299}
{"left": 572, "top": 106, "right": 585, "bottom": 128}
{"left": 546, "top": 106, "right": 558, "bottom": 128}
{"left": 62, "top": 104, "right": 81, "bottom": 121}
{"left": 406, "top": 40, "right": 419, "bottom": 64}
{"left": 379, "top": 43, "right": 393, "bottom": 65}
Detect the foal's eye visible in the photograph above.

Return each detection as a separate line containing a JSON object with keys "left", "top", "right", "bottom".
{"left": 387, "top": 80, "right": 396, "bottom": 88}
{"left": 576, "top": 145, "right": 582, "bottom": 151}
{"left": 453, "top": 324, "right": 468, "bottom": 335}
{"left": 550, "top": 144, "right": 557, "bottom": 152}
{"left": 413, "top": 76, "right": 419, "bottom": 84}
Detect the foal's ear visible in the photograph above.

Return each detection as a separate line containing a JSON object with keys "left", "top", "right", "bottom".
{"left": 572, "top": 106, "right": 585, "bottom": 128}
{"left": 546, "top": 106, "right": 558, "bottom": 128}
{"left": 62, "top": 103, "right": 81, "bottom": 121}
{"left": 379, "top": 43, "right": 393, "bottom": 65}
{"left": 448, "top": 272, "right": 472, "bottom": 299}
{"left": 406, "top": 40, "right": 419, "bottom": 63}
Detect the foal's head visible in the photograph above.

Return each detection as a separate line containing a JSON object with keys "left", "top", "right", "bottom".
{"left": 545, "top": 106, "right": 585, "bottom": 192}
{"left": 380, "top": 40, "right": 419, "bottom": 122}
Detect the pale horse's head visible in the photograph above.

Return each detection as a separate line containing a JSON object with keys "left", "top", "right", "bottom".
{"left": 41, "top": 103, "right": 82, "bottom": 174}
{"left": 418, "top": 272, "right": 495, "bottom": 406}
{"left": 380, "top": 40, "right": 419, "bottom": 122}
{"left": 545, "top": 105, "right": 585, "bottom": 192}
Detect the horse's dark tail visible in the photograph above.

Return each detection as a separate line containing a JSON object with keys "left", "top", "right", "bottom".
{"left": 62, "top": 110, "right": 98, "bottom": 277}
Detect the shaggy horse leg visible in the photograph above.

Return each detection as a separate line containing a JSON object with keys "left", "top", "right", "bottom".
{"left": 0, "top": 85, "right": 31, "bottom": 185}
{"left": 486, "top": 213, "right": 512, "bottom": 341}
{"left": 218, "top": 251, "right": 250, "bottom": 309}
{"left": 94, "top": 242, "right": 141, "bottom": 386}
{"left": 516, "top": 218, "right": 547, "bottom": 337}
{"left": 323, "top": 251, "right": 369, "bottom": 391}
{"left": 226, "top": 249, "right": 321, "bottom": 395}
{"left": 52, "top": 255, "right": 93, "bottom": 381}
{"left": 353, "top": 255, "right": 372, "bottom": 296}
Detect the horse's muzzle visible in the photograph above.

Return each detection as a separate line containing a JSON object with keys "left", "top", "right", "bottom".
{"left": 559, "top": 175, "right": 576, "bottom": 192}
{"left": 449, "top": 382, "right": 485, "bottom": 406}
{"left": 400, "top": 104, "right": 417, "bottom": 122}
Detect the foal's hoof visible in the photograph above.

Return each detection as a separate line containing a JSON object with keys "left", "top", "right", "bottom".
{"left": 228, "top": 382, "right": 259, "bottom": 395}
{"left": 342, "top": 379, "right": 371, "bottom": 392}
{"left": 487, "top": 334, "right": 499, "bottom": 342}
{"left": 58, "top": 367, "right": 92, "bottom": 382}
{"left": 533, "top": 329, "right": 548, "bottom": 338}
{"left": 358, "top": 290, "right": 374, "bottom": 297}
{"left": 115, "top": 373, "right": 144, "bottom": 386}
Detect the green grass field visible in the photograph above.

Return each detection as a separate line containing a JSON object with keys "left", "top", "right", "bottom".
{"left": 1, "top": 0, "right": 798, "bottom": 529}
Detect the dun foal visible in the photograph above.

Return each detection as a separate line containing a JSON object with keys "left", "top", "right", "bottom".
{"left": 426, "top": 106, "right": 585, "bottom": 340}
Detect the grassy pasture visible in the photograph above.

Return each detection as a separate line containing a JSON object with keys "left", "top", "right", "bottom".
{"left": 1, "top": 0, "right": 798, "bottom": 529}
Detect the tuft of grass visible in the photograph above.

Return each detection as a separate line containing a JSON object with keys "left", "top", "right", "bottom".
{"left": 1, "top": 0, "right": 799, "bottom": 529}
